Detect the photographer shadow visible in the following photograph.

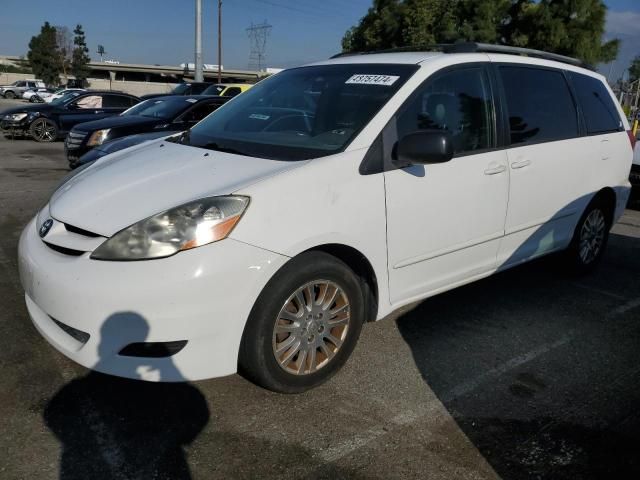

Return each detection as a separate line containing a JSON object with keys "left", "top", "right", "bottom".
{"left": 43, "top": 312, "right": 210, "bottom": 480}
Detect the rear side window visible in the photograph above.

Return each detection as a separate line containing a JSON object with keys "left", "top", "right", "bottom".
{"left": 500, "top": 66, "right": 578, "bottom": 145}
{"left": 103, "top": 95, "right": 134, "bottom": 108}
{"left": 395, "top": 67, "right": 495, "bottom": 155}
{"left": 571, "top": 73, "right": 623, "bottom": 135}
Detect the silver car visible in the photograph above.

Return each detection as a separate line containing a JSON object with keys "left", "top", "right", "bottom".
{"left": 0, "top": 80, "right": 45, "bottom": 99}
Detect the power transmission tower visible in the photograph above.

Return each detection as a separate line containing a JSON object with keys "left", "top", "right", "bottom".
{"left": 246, "top": 21, "right": 272, "bottom": 71}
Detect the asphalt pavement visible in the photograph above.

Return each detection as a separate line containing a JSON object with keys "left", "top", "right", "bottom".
{"left": 1, "top": 97, "right": 639, "bottom": 479}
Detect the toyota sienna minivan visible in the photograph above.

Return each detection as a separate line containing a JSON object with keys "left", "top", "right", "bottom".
{"left": 18, "top": 44, "right": 633, "bottom": 393}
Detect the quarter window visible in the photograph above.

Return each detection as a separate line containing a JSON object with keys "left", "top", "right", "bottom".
{"left": 571, "top": 73, "right": 623, "bottom": 135}
{"left": 395, "top": 67, "right": 494, "bottom": 155}
{"left": 499, "top": 66, "right": 578, "bottom": 145}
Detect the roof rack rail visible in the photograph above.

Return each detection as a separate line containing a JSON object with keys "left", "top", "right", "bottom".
{"left": 331, "top": 42, "right": 593, "bottom": 70}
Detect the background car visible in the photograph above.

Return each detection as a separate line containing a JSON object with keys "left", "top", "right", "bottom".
{"left": 0, "top": 90, "right": 140, "bottom": 142}
{"left": 66, "top": 95, "right": 229, "bottom": 167}
{"left": 201, "top": 83, "right": 253, "bottom": 97}
{"left": 74, "top": 131, "right": 181, "bottom": 167}
{"left": 23, "top": 88, "right": 57, "bottom": 103}
{"left": 139, "top": 82, "right": 214, "bottom": 101}
{"left": 631, "top": 135, "right": 640, "bottom": 188}
{"left": 0, "top": 79, "right": 45, "bottom": 99}
{"left": 45, "top": 88, "right": 86, "bottom": 103}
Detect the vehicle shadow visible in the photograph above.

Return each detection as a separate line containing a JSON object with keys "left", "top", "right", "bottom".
{"left": 43, "top": 312, "right": 209, "bottom": 480}
{"left": 396, "top": 228, "right": 640, "bottom": 479}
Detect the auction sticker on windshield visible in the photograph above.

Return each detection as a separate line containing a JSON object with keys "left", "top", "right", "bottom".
{"left": 345, "top": 74, "right": 400, "bottom": 86}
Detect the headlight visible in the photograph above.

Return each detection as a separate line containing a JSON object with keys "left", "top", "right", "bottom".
{"left": 91, "top": 196, "right": 250, "bottom": 261}
{"left": 4, "top": 113, "right": 27, "bottom": 121}
{"left": 87, "top": 129, "right": 111, "bottom": 146}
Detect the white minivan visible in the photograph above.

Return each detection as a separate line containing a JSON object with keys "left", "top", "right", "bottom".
{"left": 18, "top": 44, "right": 633, "bottom": 392}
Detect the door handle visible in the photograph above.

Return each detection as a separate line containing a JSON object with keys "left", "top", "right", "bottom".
{"left": 600, "top": 138, "right": 610, "bottom": 160}
{"left": 511, "top": 159, "right": 531, "bottom": 169}
{"left": 484, "top": 164, "right": 506, "bottom": 175}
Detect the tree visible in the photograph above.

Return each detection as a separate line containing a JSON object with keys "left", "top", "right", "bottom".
{"left": 629, "top": 56, "right": 640, "bottom": 83}
{"left": 342, "top": 0, "right": 619, "bottom": 65}
{"left": 27, "top": 22, "right": 62, "bottom": 86}
{"left": 55, "top": 26, "right": 73, "bottom": 80}
{"left": 71, "top": 24, "right": 91, "bottom": 85}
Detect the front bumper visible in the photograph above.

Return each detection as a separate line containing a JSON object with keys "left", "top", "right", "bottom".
{"left": 18, "top": 217, "right": 289, "bottom": 381}
{"left": 1, "top": 118, "right": 29, "bottom": 134}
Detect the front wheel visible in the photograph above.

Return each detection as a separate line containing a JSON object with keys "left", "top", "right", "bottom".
{"left": 4, "top": 91, "right": 15, "bottom": 99}
{"left": 239, "top": 251, "right": 365, "bottom": 393}
{"left": 29, "top": 118, "right": 57, "bottom": 142}
{"left": 564, "top": 198, "right": 611, "bottom": 274}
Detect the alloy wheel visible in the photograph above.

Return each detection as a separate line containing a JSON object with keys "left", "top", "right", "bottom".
{"left": 31, "top": 119, "right": 56, "bottom": 142}
{"left": 272, "top": 280, "right": 351, "bottom": 375}
{"left": 579, "top": 209, "right": 606, "bottom": 265}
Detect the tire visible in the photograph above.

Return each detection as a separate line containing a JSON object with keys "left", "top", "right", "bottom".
{"left": 4, "top": 91, "right": 15, "bottom": 99}
{"left": 29, "top": 118, "right": 58, "bottom": 142}
{"left": 239, "top": 251, "right": 365, "bottom": 393}
{"left": 564, "top": 196, "right": 612, "bottom": 275}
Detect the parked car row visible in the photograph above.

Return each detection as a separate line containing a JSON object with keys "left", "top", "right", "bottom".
{"left": 0, "top": 79, "right": 45, "bottom": 99}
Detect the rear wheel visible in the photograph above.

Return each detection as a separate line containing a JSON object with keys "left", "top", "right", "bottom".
{"left": 29, "top": 118, "right": 57, "bottom": 142}
{"left": 4, "top": 91, "right": 15, "bottom": 99}
{"left": 564, "top": 197, "right": 611, "bottom": 274}
{"left": 239, "top": 251, "right": 365, "bottom": 393}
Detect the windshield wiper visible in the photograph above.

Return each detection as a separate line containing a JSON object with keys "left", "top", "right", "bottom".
{"left": 203, "top": 142, "right": 246, "bottom": 156}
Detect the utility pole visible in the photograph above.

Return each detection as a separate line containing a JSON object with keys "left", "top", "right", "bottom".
{"left": 217, "top": 0, "right": 222, "bottom": 83}
{"left": 195, "top": 0, "right": 203, "bottom": 82}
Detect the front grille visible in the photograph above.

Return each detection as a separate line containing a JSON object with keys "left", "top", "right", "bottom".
{"left": 51, "top": 318, "right": 90, "bottom": 344}
{"left": 43, "top": 241, "right": 85, "bottom": 256}
{"left": 64, "top": 223, "right": 101, "bottom": 238}
{"left": 65, "top": 130, "right": 86, "bottom": 148}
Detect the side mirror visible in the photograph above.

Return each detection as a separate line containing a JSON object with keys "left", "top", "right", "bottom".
{"left": 394, "top": 130, "right": 454, "bottom": 166}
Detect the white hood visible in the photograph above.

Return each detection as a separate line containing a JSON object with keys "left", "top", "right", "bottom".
{"left": 49, "top": 140, "right": 302, "bottom": 236}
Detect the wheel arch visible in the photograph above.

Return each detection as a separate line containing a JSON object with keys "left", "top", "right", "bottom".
{"left": 592, "top": 187, "right": 616, "bottom": 225}
{"left": 301, "top": 243, "right": 379, "bottom": 322}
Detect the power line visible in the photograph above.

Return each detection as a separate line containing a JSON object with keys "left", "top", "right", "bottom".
{"left": 245, "top": 0, "right": 343, "bottom": 20}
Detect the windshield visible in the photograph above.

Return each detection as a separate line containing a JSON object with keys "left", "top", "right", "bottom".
{"left": 51, "top": 91, "right": 82, "bottom": 105}
{"left": 202, "top": 84, "right": 226, "bottom": 96}
{"left": 171, "top": 84, "right": 190, "bottom": 95}
{"left": 178, "top": 64, "right": 418, "bottom": 160}
{"left": 122, "top": 97, "right": 195, "bottom": 119}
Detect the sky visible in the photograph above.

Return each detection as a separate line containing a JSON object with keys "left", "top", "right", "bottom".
{"left": 0, "top": 0, "right": 638, "bottom": 78}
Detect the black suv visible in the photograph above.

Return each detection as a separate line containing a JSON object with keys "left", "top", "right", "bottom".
{"left": 66, "top": 95, "right": 229, "bottom": 167}
{"left": 0, "top": 91, "right": 140, "bottom": 142}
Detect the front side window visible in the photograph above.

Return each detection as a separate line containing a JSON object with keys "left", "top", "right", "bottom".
{"left": 74, "top": 95, "right": 103, "bottom": 109}
{"left": 500, "top": 66, "right": 578, "bottom": 145}
{"left": 190, "top": 84, "right": 209, "bottom": 95}
{"left": 571, "top": 73, "right": 623, "bottom": 135}
{"left": 395, "top": 67, "right": 494, "bottom": 156}
{"left": 178, "top": 64, "right": 418, "bottom": 160}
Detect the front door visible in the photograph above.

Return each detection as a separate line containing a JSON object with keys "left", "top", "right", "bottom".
{"left": 384, "top": 65, "right": 509, "bottom": 304}
{"left": 58, "top": 94, "right": 111, "bottom": 132}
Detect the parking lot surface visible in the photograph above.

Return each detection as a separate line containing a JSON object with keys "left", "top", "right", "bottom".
{"left": 1, "top": 98, "right": 639, "bottom": 479}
